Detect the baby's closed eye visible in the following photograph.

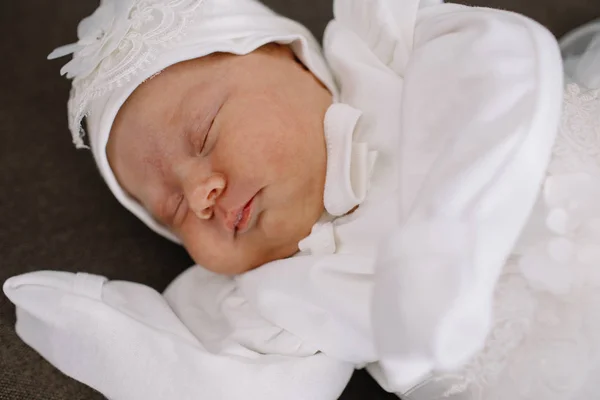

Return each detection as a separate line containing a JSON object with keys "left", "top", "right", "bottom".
{"left": 154, "top": 193, "right": 185, "bottom": 227}
{"left": 190, "top": 121, "right": 212, "bottom": 156}
{"left": 188, "top": 104, "right": 221, "bottom": 157}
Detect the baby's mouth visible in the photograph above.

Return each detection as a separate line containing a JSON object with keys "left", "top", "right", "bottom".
{"left": 234, "top": 197, "right": 254, "bottom": 233}
{"left": 233, "top": 196, "right": 255, "bottom": 234}
{"left": 233, "top": 210, "right": 244, "bottom": 228}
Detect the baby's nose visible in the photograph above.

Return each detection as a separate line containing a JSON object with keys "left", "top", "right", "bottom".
{"left": 188, "top": 174, "right": 226, "bottom": 220}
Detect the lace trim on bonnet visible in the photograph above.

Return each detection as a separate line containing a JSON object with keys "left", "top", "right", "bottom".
{"left": 48, "top": 0, "right": 205, "bottom": 148}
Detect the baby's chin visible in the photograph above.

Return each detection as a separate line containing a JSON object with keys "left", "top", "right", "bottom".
{"left": 187, "top": 241, "right": 300, "bottom": 276}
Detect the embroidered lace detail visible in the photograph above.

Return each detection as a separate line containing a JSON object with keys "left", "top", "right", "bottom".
{"left": 49, "top": 0, "right": 205, "bottom": 147}
{"left": 407, "top": 84, "right": 600, "bottom": 400}
{"left": 550, "top": 84, "right": 600, "bottom": 175}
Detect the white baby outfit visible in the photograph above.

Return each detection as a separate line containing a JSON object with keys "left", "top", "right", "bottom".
{"left": 5, "top": 0, "right": 600, "bottom": 399}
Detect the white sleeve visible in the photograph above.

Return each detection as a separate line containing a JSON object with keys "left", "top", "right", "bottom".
{"left": 370, "top": 4, "right": 564, "bottom": 391}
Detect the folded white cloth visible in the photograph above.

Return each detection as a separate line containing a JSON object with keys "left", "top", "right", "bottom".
{"left": 4, "top": 0, "right": 570, "bottom": 399}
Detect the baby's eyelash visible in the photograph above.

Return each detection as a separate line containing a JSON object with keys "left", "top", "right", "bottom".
{"left": 162, "top": 193, "right": 184, "bottom": 226}
{"left": 173, "top": 194, "right": 185, "bottom": 217}
{"left": 190, "top": 114, "right": 215, "bottom": 156}
{"left": 197, "top": 120, "right": 212, "bottom": 154}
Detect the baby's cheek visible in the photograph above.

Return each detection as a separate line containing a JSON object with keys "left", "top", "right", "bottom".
{"left": 258, "top": 138, "right": 290, "bottom": 169}
{"left": 180, "top": 222, "right": 257, "bottom": 274}
{"left": 178, "top": 223, "right": 214, "bottom": 266}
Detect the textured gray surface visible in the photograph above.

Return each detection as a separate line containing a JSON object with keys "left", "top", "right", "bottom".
{"left": 1, "top": 0, "right": 599, "bottom": 399}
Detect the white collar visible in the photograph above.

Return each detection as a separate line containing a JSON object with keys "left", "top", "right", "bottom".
{"left": 298, "top": 103, "right": 378, "bottom": 255}
{"left": 323, "top": 103, "right": 377, "bottom": 216}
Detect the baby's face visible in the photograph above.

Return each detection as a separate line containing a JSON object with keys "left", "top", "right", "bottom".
{"left": 107, "top": 45, "right": 332, "bottom": 274}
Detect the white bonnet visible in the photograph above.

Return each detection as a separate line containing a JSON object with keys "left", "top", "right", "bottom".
{"left": 49, "top": 0, "right": 336, "bottom": 242}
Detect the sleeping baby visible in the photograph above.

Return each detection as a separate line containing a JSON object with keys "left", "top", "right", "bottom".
{"left": 5, "top": 0, "right": 600, "bottom": 399}
{"left": 106, "top": 43, "right": 334, "bottom": 275}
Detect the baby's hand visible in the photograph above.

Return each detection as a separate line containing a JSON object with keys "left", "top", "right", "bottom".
{"left": 4, "top": 270, "right": 352, "bottom": 400}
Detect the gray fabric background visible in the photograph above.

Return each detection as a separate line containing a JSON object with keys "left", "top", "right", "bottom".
{"left": 1, "top": 0, "right": 599, "bottom": 399}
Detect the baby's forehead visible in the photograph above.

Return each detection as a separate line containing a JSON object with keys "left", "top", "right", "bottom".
{"left": 123, "top": 57, "right": 228, "bottom": 115}
{"left": 112, "top": 47, "right": 305, "bottom": 165}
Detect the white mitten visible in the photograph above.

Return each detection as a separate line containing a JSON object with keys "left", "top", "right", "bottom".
{"left": 3, "top": 270, "right": 353, "bottom": 400}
